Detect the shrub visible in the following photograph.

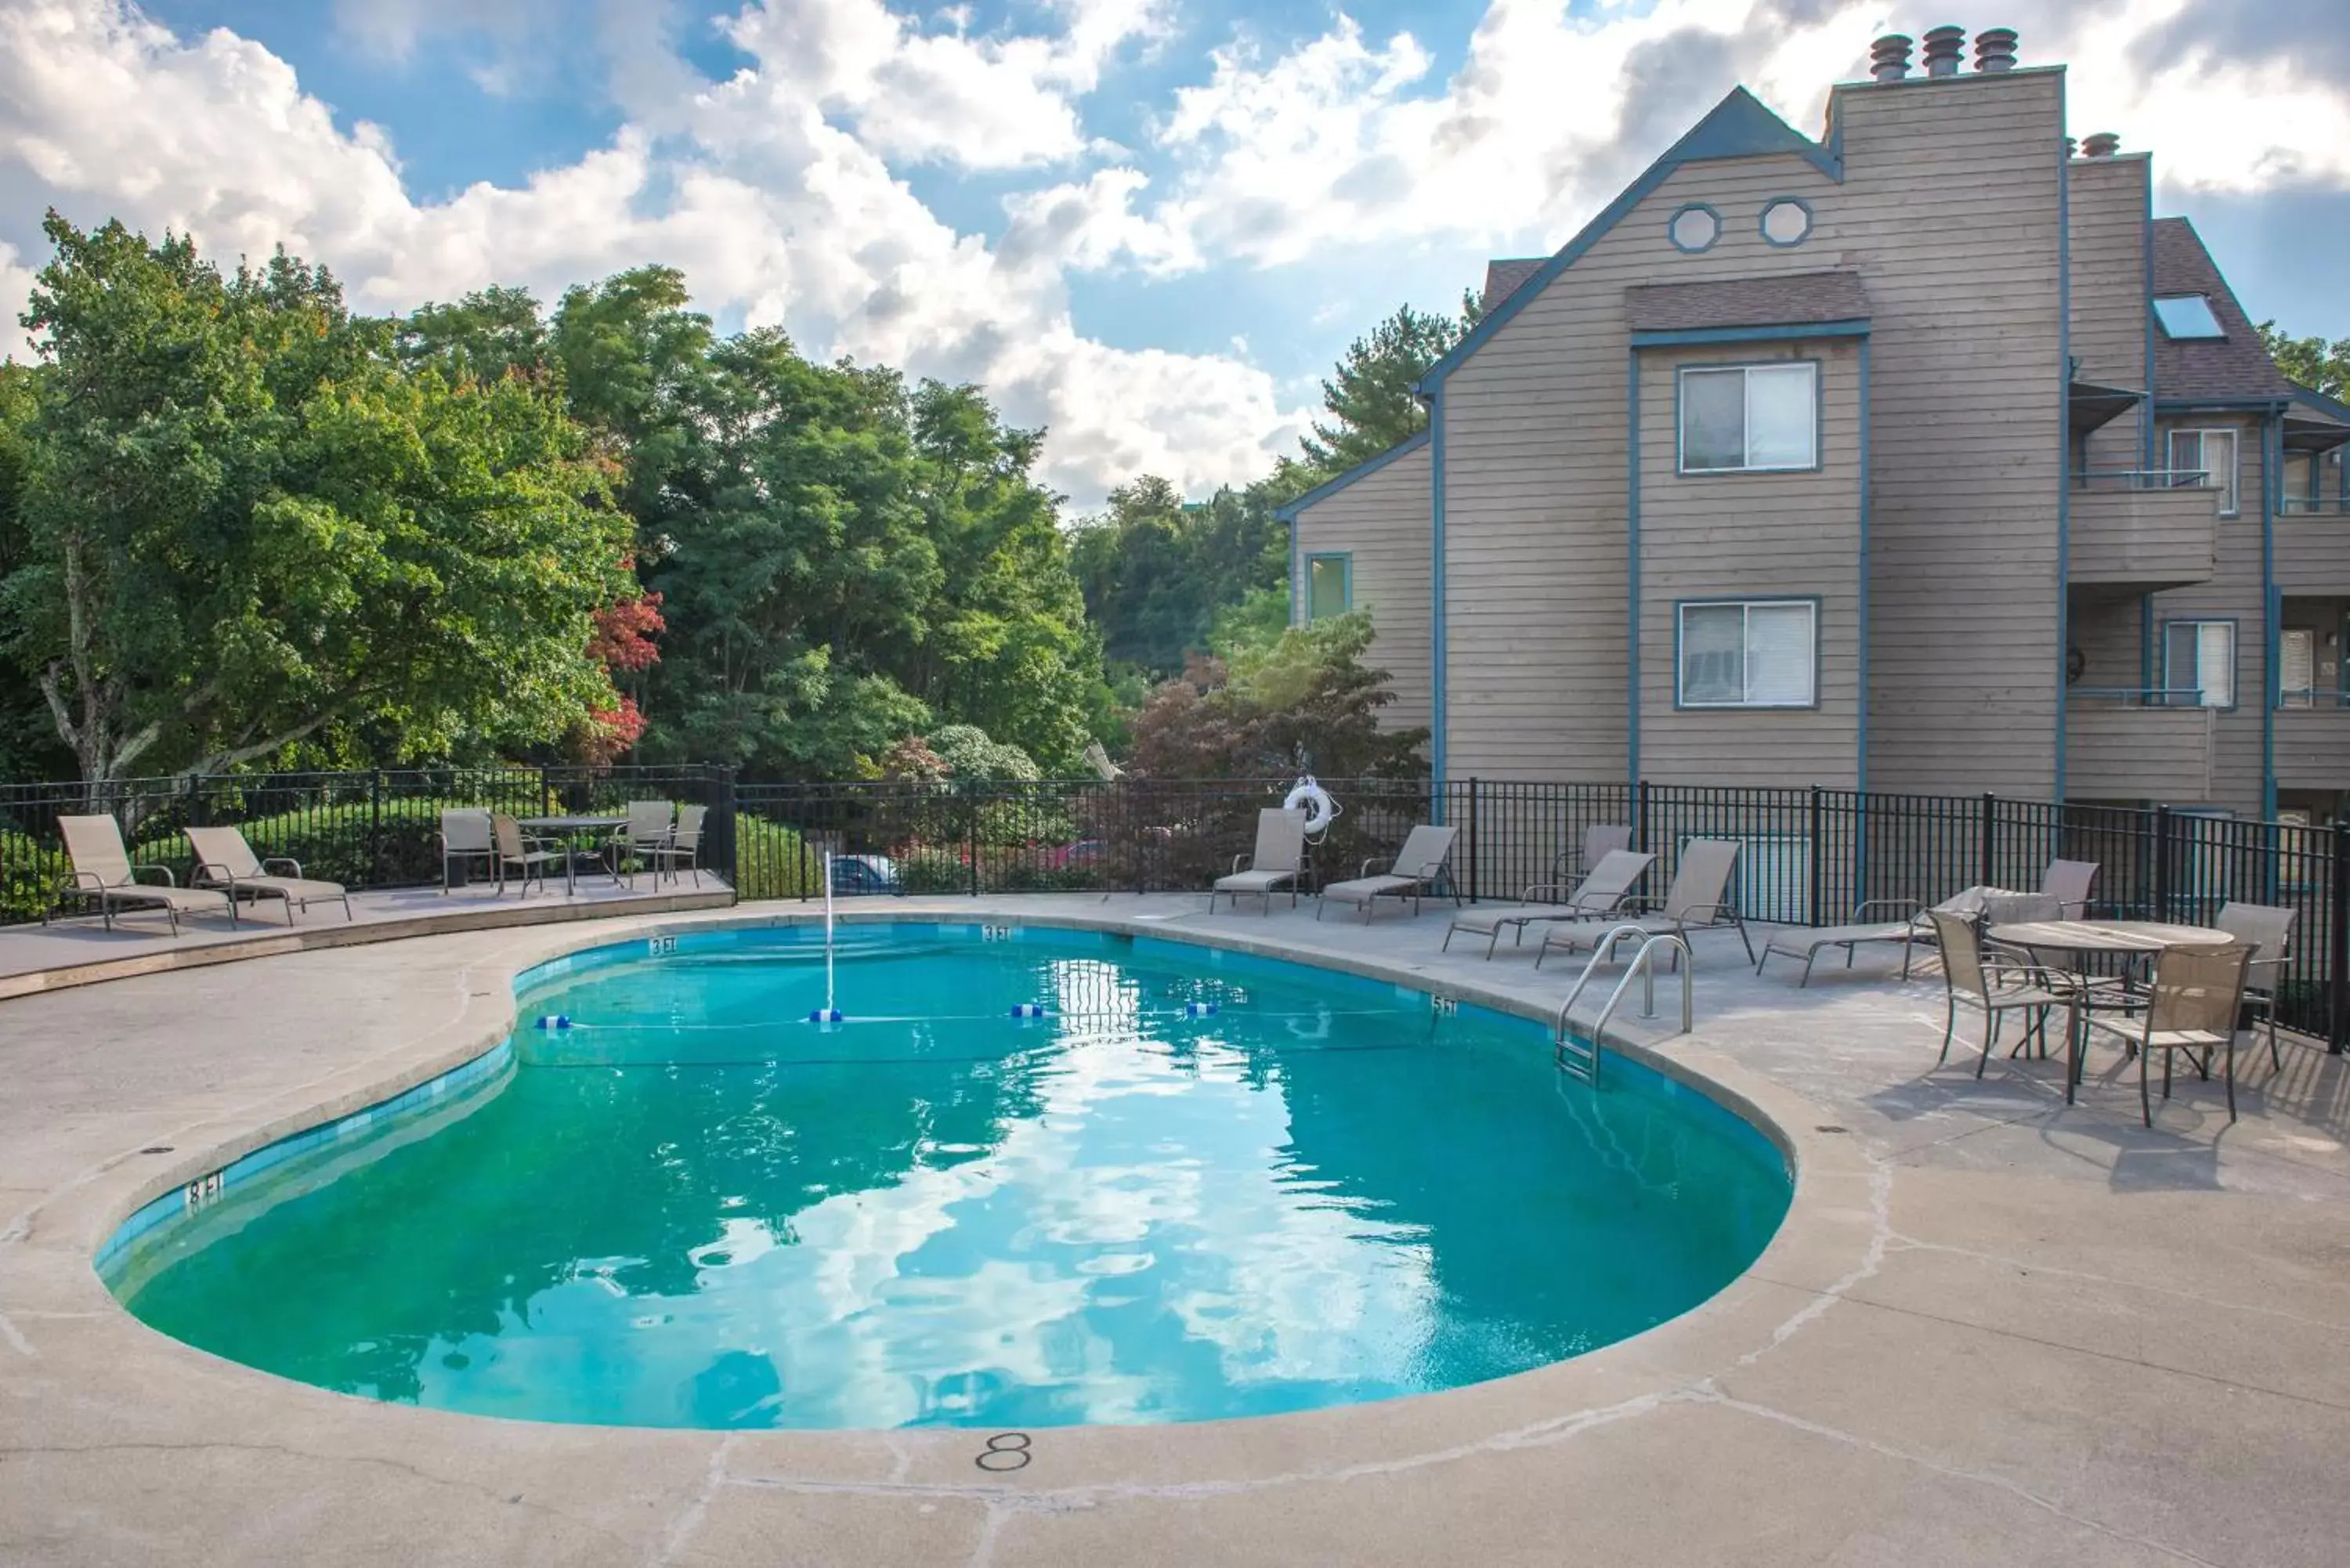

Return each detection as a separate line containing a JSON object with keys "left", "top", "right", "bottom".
{"left": 732, "top": 814, "right": 820, "bottom": 901}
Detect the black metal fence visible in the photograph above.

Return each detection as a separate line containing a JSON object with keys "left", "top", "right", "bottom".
{"left": 5, "top": 766, "right": 2345, "bottom": 1050}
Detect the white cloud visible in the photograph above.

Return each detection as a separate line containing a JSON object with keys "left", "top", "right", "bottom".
{"left": 0, "top": 0, "right": 1292, "bottom": 506}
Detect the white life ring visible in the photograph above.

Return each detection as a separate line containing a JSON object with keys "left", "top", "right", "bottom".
{"left": 1282, "top": 775, "right": 1338, "bottom": 836}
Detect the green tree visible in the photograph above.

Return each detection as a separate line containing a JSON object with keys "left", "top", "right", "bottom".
{"left": 1127, "top": 611, "right": 1426, "bottom": 781}
{"left": 2260, "top": 320, "right": 2350, "bottom": 399}
{"left": 1299, "top": 291, "right": 1483, "bottom": 471}
{"left": 1068, "top": 475, "right": 1288, "bottom": 678}
{"left": 0, "top": 214, "right": 634, "bottom": 782}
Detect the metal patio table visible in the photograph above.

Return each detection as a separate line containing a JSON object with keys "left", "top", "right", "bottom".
{"left": 1987, "top": 919, "right": 2236, "bottom": 1099}
{"left": 519, "top": 814, "right": 628, "bottom": 896}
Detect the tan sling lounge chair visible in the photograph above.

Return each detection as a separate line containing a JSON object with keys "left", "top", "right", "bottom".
{"left": 1443, "top": 848, "right": 1656, "bottom": 957}
{"left": 1756, "top": 899, "right": 1925, "bottom": 985}
{"left": 1211, "top": 809, "right": 1308, "bottom": 913}
{"left": 1538, "top": 837, "right": 1750, "bottom": 967}
{"left": 51, "top": 814, "right": 235, "bottom": 934}
{"left": 185, "top": 825, "right": 353, "bottom": 924}
{"left": 1318, "top": 824, "right": 1459, "bottom": 923}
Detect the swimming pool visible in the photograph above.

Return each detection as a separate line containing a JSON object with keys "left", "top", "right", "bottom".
{"left": 103, "top": 923, "right": 1790, "bottom": 1430}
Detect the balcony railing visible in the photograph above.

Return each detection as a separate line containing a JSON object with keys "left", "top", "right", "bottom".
{"left": 2070, "top": 466, "right": 2211, "bottom": 491}
{"left": 2277, "top": 687, "right": 2350, "bottom": 710}
{"left": 2066, "top": 692, "right": 2217, "bottom": 800}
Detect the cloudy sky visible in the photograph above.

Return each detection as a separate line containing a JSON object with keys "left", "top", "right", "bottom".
{"left": 2, "top": 0, "right": 2345, "bottom": 508}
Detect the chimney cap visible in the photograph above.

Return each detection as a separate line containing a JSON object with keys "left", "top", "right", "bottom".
{"left": 1921, "top": 23, "right": 1966, "bottom": 77}
{"left": 1869, "top": 33, "right": 1914, "bottom": 83}
{"left": 1973, "top": 27, "right": 2019, "bottom": 72}
{"left": 2083, "top": 132, "right": 2121, "bottom": 157}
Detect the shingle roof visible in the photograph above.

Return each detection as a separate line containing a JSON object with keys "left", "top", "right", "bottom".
{"left": 2150, "top": 217, "right": 2293, "bottom": 404}
{"left": 1623, "top": 270, "right": 1871, "bottom": 333}
{"left": 1480, "top": 258, "right": 1546, "bottom": 313}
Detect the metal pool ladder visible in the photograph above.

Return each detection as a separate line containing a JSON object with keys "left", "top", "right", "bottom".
{"left": 1552, "top": 927, "right": 1694, "bottom": 1086}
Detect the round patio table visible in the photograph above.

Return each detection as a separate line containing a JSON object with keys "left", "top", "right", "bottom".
{"left": 1987, "top": 919, "right": 2235, "bottom": 1102}
{"left": 519, "top": 814, "right": 627, "bottom": 896}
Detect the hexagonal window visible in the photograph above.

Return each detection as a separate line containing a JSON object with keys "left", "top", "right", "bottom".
{"left": 1760, "top": 199, "right": 1812, "bottom": 247}
{"left": 1668, "top": 205, "right": 1720, "bottom": 254}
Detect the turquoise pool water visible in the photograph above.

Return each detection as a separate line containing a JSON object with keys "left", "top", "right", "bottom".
{"left": 106, "top": 925, "right": 1790, "bottom": 1429}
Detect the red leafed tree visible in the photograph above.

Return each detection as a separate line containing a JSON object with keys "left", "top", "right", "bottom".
{"left": 574, "top": 589, "right": 665, "bottom": 764}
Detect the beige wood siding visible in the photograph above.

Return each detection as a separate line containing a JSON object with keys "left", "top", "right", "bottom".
{"left": 2273, "top": 515, "right": 2350, "bottom": 594}
{"left": 2066, "top": 705, "right": 2216, "bottom": 799}
{"left": 1636, "top": 341, "right": 1862, "bottom": 786}
{"left": 1438, "top": 149, "right": 1845, "bottom": 784}
{"left": 1838, "top": 74, "right": 2067, "bottom": 797}
{"left": 2067, "top": 155, "right": 2152, "bottom": 477}
{"left": 2067, "top": 486, "right": 2218, "bottom": 587}
{"left": 2067, "top": 590, "right": 2145, "bottom": 692}
{"left": 2147, "top": 415, "right": 2268, "bottom": 813}
{"left": 2276, "top": 710, "right": 2350, "bottom": 793}
{"left": 1289, "top": 442, "right": 1434, "bottom": 732}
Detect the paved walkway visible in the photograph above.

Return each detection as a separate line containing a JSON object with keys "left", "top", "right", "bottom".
{"left": 2, "top": 894, "right": 2347, "bottom": 1566}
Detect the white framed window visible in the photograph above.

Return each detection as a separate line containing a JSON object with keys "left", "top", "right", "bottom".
{"left": 1679, "top": 363, "right": 1818, "bottom": 473}
{"left": 1305, "top": 553, "right": 1351, "bottom": 620}
{"left": 1677, "top": 600, "right": 1818, "bottom": 709}
{"left": 2167, "top": 427, "right": 2240, "bottom": 518}
{"left": 2162, "top": 620, "right": 2236, "bottom": 709}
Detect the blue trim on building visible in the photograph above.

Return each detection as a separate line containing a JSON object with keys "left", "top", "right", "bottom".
{"left": 1430, "top": 387, "right": 1448, "bottom": 800}
{"left": 1856, "top": 337, "right": 1871, "bottom": 793}
{"left": 2140, "top": 157, "right": 2157, "bottom": 471}
{"left": 2158, "top": 616, "right": 2243, "bottom": 711}
{"left": 1626, "top": 350, "right": 1641, "bottom": 787}
{"left": 1759, "top": 195, "right": 1815, "bottom": 247}
{"left": 2055, "top": 82, "right": 2070, "bottom": 802}
{"left": 2264, "top": 413, "right": 2280, "bottom": 819}
{"left": 1665, "top": 201, "right": 1723, "bottom": 254}
{"left": 1629, "top": 319, "right": 1869, "bottom": 349}
{"left": 1413, "top": 86, "right": 1846, "bottom": 395}
{"left": 2154, "top": 398, "right": 2295, "bottom": 413}
{"left": 1303, "top": 551, "right": 1353, "bottom": 618}
{"left": 1670, "top": 357, "right": 1828, "bottom": 475}
{"left": 2291, "top": 385, "right": 2350, "bottom": 425}
{"left": 1271, "top": 427, "right": 1430, "bottom": 521}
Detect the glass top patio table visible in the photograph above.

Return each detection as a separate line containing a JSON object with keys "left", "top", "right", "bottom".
{"left": 517, "top": 815, "right": 629, "bottom": 894}
{"left": 1986, "top": 919, "right": 2233, "bottom": 955}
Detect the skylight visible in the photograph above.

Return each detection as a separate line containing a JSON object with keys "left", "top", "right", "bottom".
{"left": 2155, "top": 294, "right": 2225, "bottom": 339}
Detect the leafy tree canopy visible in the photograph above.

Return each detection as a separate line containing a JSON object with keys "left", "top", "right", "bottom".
{"left": 2261, "top": 320, "right": 2350, "bottom": 400}
{"left": 1299, "top": 291, "right": 1483, "bottom": 471}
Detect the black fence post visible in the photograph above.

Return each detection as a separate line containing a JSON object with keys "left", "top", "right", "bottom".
{"left": 1466, "top": 777, "right": 1480, "bottom": 903}
{"left": 1806, "top": 786, "right": 1824, "bottom": 926}
{"left": 1635, "top": 779, "right": 1651, "bottom": 853}
{"left": 2151, "top": 805, "right": 2173, "bottom": 923}
{"left": 2330, "top": 821, "right": 2348, "bottom": 1054}
{"left": 967, "top": 785, "right": 981, "bottom": 898}
{"left": 1978, "top": 792, "right": 1996, "bottom": 889}
{"left": 368, "top": 768, "right": 384, "bottom": 884}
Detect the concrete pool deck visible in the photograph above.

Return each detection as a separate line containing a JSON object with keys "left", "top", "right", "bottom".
{"left": 3, "top": 893, "right": 2347, "bottom": 1565}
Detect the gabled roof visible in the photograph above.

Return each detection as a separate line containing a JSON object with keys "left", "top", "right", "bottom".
{"left": 2150, "top": 217, "right": 2294, "bottom": 406}
{"left": 1625, "top": 270, "right": 1871, "bottom": 333}
{"left": 1416, "top": 87, "right": 1843, "bottom": 394}
{"left": 1271, "top": 428, "right": 1430, "bottom": 521}
{"left": 1480, "top": 258, "right": 1546, "bottom": 313}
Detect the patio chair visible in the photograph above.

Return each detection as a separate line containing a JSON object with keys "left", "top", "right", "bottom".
{"left": 2214, "top": 901, "right": 2294, "bottom": 1069}
{"left": 184, "top": 826, "right": 353, "bottom": 925}
{"left": 1755, "top": 898, "right": 1925, "bottom": 985}
{"left": 649, "top": 804, "right": 708, "bottom": 887}
{"left": 1926, "top": 910, "right": 2077, "bottom": 1085}
{"left": 610, "top": 800, "right": 675, "bottom": 886}
{"left": 1317, "top": 824, "right": 1459, "bottom": 923}
{"left": 1537, "top": 839, "right": 1752, "bottom": 969}
{"left": 49, "top": 815, "right": 236, "bottom": 935}
{"left": 439, "top": 810, "right": 496, "bottom": 894}
{"left": 2041, "top": 858, "right": 2099, "bottom": 919}
{"left": 1443, "top": 848, "right": 1655, "bottom": 957}
{"left": 2085, "top": 942, "right": 2253, "bottom": 1125}
{"left": 491, "top": 815, "right": 563, "bottom": 898}
{"left": 1210, "top": 809, "right": 1308, "bottom": 914}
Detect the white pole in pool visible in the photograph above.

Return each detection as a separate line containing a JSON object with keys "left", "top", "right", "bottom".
{"left": 822, "top": 851, "right": 837, "bottom": 1017}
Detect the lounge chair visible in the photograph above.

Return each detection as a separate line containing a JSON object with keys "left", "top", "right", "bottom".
{"left": 1211, "top": 809, "right": 1308, "bottom": 914}
{"left": 1537, "top": 838, "right": 1752, "bottom": 968}
{"left": 649, "top": 804, "right": 708, "bottom": 887}
{"left": 1317, "top": 824, "right": 1459, "bottom": 923}
{"left": 610, "top": 800, "right": 674, "bottom": 885}
{"left": 49, "top": 814, "right": 236, "bottom": 935}
{"left": 2214, "top": 901, "right": 2294, "bottom": 1068}
{"left": 1565, "top": 823, "right": 1633, "bottom": 883}
{"left": 185, "top": 826, "right": 353, "bottom": 924}
{"left": 2084, "top": 942, "right": 2252, "bottom": 1125}
{"left": 492, "top": 814, "right": 563, "bottom": 897}
{"left": 1442, "top": 848, "right": 1655, "bottom": 957}
{"left": 439, "top": 810, "right": 496, "bottom": 893}
{"left": 1755, "top": 899, "right": 1925, "bottom": 985}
